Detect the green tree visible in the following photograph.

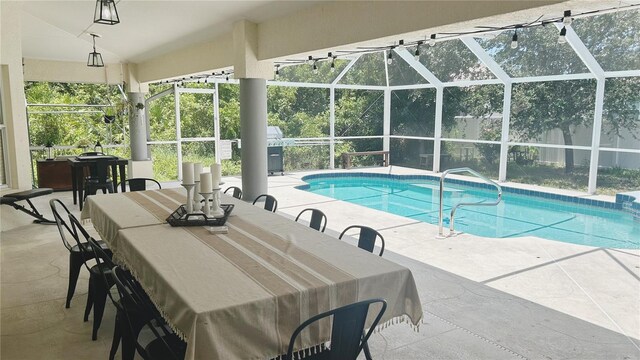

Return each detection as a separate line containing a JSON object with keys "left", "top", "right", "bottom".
{"left": 511, "top": 80, "right": 596, "bottom": 173}
{"left": 476, "top": 10, "right": 640, "bottom": 173}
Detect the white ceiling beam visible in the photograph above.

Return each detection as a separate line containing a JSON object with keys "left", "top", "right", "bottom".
{"left": 22, "top": 59, "right": 124, "bottom": 84}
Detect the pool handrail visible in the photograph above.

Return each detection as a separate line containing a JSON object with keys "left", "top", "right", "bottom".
{"left": 438, "top": 168, "right": 502, "bottom": 237}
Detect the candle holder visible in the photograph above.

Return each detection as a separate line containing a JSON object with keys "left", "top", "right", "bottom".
{"left": 200, "top": 192, "right": 213, "bottom": 217}
{"left": 193, "top": 180, "right": 202, "bottom": 207}
{"left": 182, "top": 183, "right": 196, "bottom": 214}
{"left": 211, "top": 188, "right": 224, "bottom": 217}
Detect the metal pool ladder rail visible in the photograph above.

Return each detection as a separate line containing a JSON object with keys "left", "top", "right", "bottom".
{"left": 438, "top": 168, "right": 502, "bottom": 238}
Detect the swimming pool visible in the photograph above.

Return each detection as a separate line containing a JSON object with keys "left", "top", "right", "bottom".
{"left": 298, "top": 173, "right": 640, "bottom": 249}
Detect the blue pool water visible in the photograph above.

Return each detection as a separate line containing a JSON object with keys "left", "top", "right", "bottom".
{"left": 298, "top": 174, "right": 640, "bottom": 249}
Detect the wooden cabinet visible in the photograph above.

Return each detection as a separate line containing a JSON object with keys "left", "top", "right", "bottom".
{"left": 37, "top": 159, "right": 73, "bottom": 190}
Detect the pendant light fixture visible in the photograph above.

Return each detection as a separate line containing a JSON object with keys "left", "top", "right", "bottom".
{"left": 87, "top": 34, "right": 105, "bottom": 67}
{"left": 94, "top": 0, "right": 120, "bottom": 25}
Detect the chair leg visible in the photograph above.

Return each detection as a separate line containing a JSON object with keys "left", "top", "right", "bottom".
{"left": 90, "top": 275, "right": 110, "bottom": 341}
{"left": 83, "top": 280, "right": 94, "bottom": 322}
{"left": 109, "top": 313, "right": 121, "bottom": 360}
{"left": 121, "top": 316, "right": 145, "bottom": 360}
{"left": 66, "top": 253, "right": 84, "bottom": 308}
{"left": 363, "top": 341, "right": 373, "bottom": 360}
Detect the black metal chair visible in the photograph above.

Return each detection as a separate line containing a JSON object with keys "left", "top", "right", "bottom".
{"left": 117, "top": 178, "right": 162, "bottom": 192}
{"left": 84, "top": 157, "right": 114, "bottom": 199}
{"left": 111, "top": 266, "right": 186, "bottom": 360}
{"left": 85, "top": 237, "right": 127, "bottom": 360}
{"left": 49, "top": 199, "right": 111, "bottom": 309}
{"left": 295, "top": 208, "right": 327, "bottom": 232}
{"left": 286, "top": 298, "right": 387, "bottom": 360}
{"left": 224, "top": 186, "right": 242, "bottom": 199}
{"left": 68, "top": 213, "right": 115, "bottom": 341}
{"left": 338, "top": 225, "right": 385, "bottom": 256}
{"left": 253, "top": 194, "right": 278, "bottom": 212}
{"left": 85, "top": 238, "right": 147, "bottom": 360}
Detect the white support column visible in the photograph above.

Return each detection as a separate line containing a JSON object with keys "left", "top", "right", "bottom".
{"left": 433, "top": 87, "right": 444, "bottom": 172}
{"left": 240, "top": 78, "right": 268, "bottom": 201}
{"left": 461, "top": 37, "right": 513, "bottom": 181}
{"left": 588, "top": 79, "right": 605, "bottom": 194}
{"left": 329, "top": 56, "right": 360, "bottom": 169}
{"left": 128, "top": 92, "right": 149, "bottom": 161}
{"left": 383, "top": 51, "right": 391, "bottom": 154}
{"left": 174, "top": 84, "right": 183, "bottom": 180}
{"left": 1, "top": 3, "right": 31, "bottom": 189}
{"left": 394, "top": 48, "right": 445, "bottom": 171}
{"left": 555, "top": 23, "right": 606, "bottom": 195}
{"left": 144, "top": 87, "right": 174, "bottom": 163}
{"left": 233, "top": 20, "right": 273, "bottom": 200}
{"left": 383, "top": 88, "right": 391, "bottom": 153}
{"left": 498, "top": 83, "right": 512, "bottom": 182}
{"left": 329, "top": 86, "right": 336, "bottom": 169}
{"left": 213, "top": 81, "right": 221, "bottom": 163}
{"left": 144, "top": 102, "right": 151, "bottom": 158}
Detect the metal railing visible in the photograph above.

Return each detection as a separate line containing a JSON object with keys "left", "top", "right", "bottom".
{"left": 438, "top": 167, "right": 502, "bottom": 237}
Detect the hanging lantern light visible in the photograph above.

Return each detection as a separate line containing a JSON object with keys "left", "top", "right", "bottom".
{"left": 94, "top": 0, "right": 120, "bottom": 25}
{"left": 87, "top": 34, "right": 105, "bottom": 67}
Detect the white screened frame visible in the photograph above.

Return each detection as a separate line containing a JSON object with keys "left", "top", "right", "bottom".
{"left": 148, "top": 15, "right": 640, "bottom": 194}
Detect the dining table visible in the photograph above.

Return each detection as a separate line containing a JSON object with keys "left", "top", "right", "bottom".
{"left": 81, "top": 188, "right": 423, "bottom": 360}
{"left": 67, "top": 155, "right": 128, "bottom": 210}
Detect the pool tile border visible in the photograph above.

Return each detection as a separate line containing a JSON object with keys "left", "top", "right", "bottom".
{"left": 300, "top": 172, "right": 633, "bottom": 212}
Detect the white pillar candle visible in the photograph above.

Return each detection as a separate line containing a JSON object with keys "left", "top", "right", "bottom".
{"left": 193, "top": 163, "right": 203, "bottom": 178}
{"left": 210, "top": 163, "right": 222, "bottom": 188}
{"left": 182, "top": 162, "right": 194, "bottom": 184}
{"left": 200, "top": 172, "right": 213, "bottom": 193}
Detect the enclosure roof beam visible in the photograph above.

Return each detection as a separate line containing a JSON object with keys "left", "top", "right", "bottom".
{"left": 394, "top": 48, "right": 443, "bottom": 87}
{"left": 604, "top": 70, "right": 640, "bottom": 78}
{"left": 554, "top": 23, "right": 604, "bottom": 80}
{"left": 146, "top": 87, "right": 175, "bottom": 103}
{"left": 331, "top": 55, "right": 361, "bottom": 86}
{"left": 460, "top": 37, "right": 511, "bottom": 84}
{"left": 383, "top": 50, "right": 391, "bottom": 88}
{"left": 510, "top": 73, "right": 595, "bottom": 83}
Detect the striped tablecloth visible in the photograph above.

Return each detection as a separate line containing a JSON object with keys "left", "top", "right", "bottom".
{"left": 83, "top": 188, "right": 423, "bottom": 360}
{"left": 81, "top": 188, "right": 184, "bottom": 252}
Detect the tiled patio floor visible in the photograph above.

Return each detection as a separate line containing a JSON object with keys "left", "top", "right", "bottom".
{"left": 1, "top": 167, "right": 638, "bottom": 359}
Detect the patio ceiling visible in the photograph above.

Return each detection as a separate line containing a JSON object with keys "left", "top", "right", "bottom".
{"left": 20, "top": 0, "right": 321, "bottom": 64}
{"left": 18, "top": 1, "right": 634, "bottom": 72}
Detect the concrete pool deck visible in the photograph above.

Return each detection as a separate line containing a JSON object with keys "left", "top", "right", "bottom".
{"left": 1, "top": 167, "right": 638, "bottom": 359}
{"left": 225, "top": 166, "right": 640, "bottom": 349}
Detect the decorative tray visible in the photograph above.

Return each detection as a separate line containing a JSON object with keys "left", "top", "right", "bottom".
{"left": 166, "top": 204, "right": 234, "bottom": 227}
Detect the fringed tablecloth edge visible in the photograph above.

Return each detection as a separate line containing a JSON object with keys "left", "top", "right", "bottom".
{"left": 112, "top": 253, "right": 188, "bottom": 341}
{"left": 264, "top": 313, "right": 425, "bottom": 359}
{"left": 373, "top": 313, "right": 424, "bottom": 334}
